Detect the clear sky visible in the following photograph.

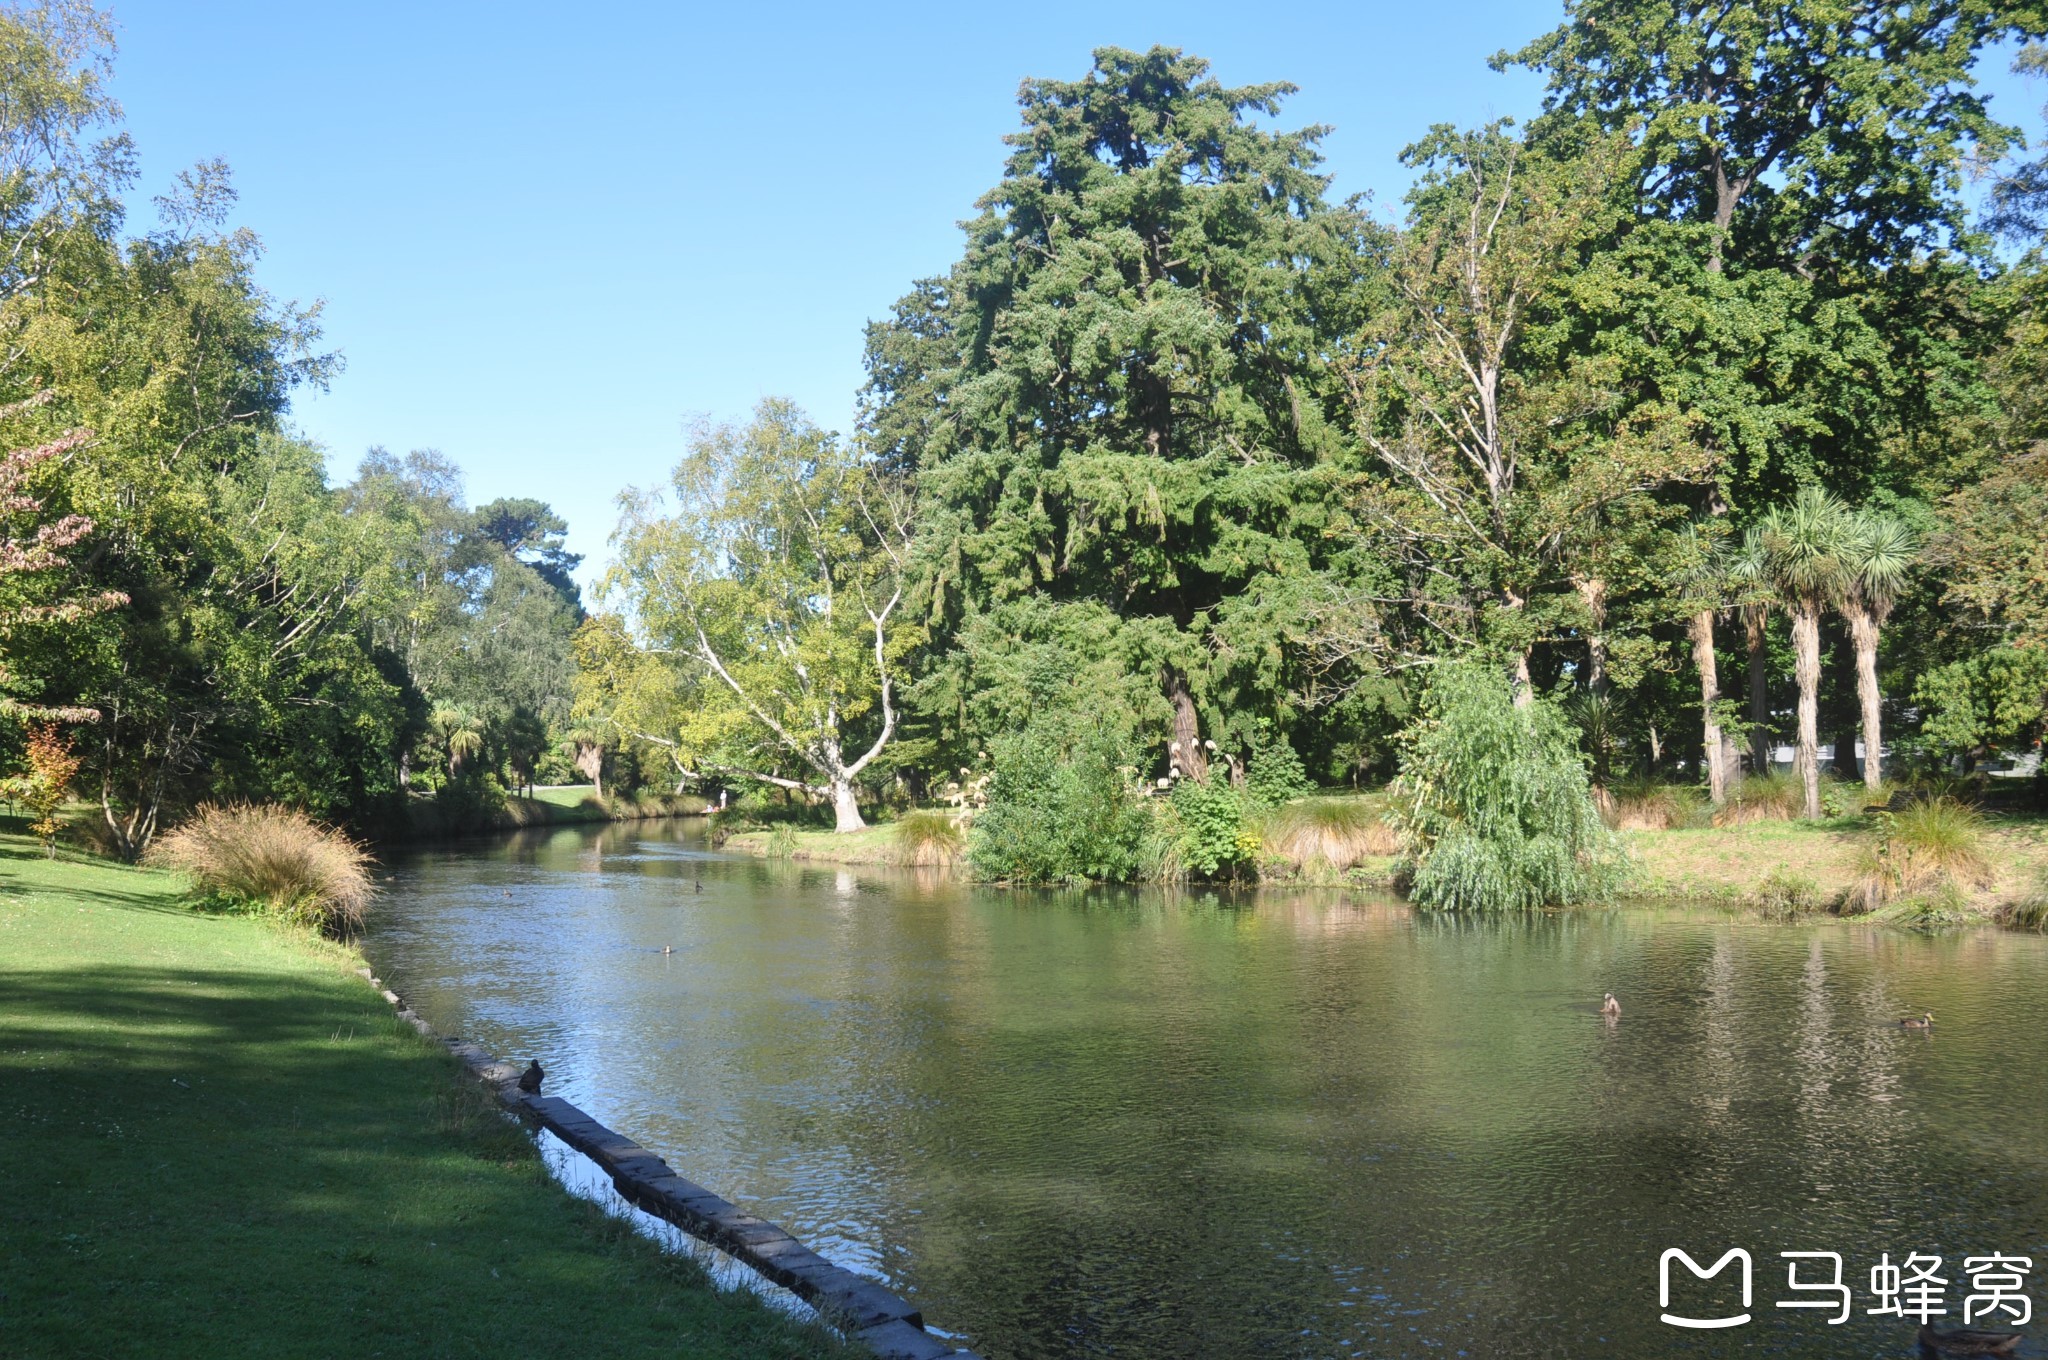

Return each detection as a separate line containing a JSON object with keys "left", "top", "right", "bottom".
{"left": 103, "top": 2, "right": 2041, "bottom": 592}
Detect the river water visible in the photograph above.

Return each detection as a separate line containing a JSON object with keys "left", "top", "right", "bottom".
{"left": 365, "top": 820, "right": 2048, "bottom": 1359}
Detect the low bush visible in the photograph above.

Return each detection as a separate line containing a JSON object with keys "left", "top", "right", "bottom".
{"left": 1746, "top": 867, "right": 1831, "bottom": 918}
{"left": 1393, "top": 663, "right": 1627, "bottom": 912}
{"left": 1166, "top": 777, "right": 1258, "bottom": 880}
{"left": 968, "top": 715, "right": 1150, "bottom": 883}
{"left": 1261, "top": 795, "right": 1397, "bottom": 873}
{"left": 1849, "top": 796, "right": 1994, "bottom": 914}
{"left": 149, "top": 804, "right": 377, "bottom": 937}
{"left": 894, "top": 809, "right": 965, "bottom": 866}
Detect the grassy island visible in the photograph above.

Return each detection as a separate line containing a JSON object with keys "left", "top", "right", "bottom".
{"left": 0, "top": 835, "right": 845, "bottom": 1360}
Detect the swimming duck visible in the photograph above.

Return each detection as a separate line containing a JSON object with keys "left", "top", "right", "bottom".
{"left": 661, "top": 945, "right": 673, "bottom": 955}
{"left": 1899, "top": 1012, "right": 1935, "bottom": 1029}
{"left": 1917, "top": 1322, "right": 2022, "bottom": 1355}
{"left": 1600, "top": 993, "right": 1621, "bottom": 1017}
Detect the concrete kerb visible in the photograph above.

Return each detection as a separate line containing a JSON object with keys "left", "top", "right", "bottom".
{"left": 355, "top": 967, "right": 985, "bottom": 1360}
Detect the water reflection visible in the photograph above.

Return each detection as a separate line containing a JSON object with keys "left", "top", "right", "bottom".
{"left": 369, "top": 821, "right": 2048, "bottom": 1359}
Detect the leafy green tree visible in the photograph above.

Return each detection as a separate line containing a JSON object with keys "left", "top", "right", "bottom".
{"left": 604, "top": 400, "right": 917, "bottom": 831}
{"left": 1915, "top": 646, "right": 2048, "bottom": 763}
{"left": 865, "top": 45, "right": 1374, "bottom": 782}
{"left": 1349, "top": 125, "right": 1705, "bottom": 702}
{"left": 1503, "top": 0, "right": 2041, "bottom": 272}
{"left": 473, "top": 496, "right": 583, "bottom": 616}
{"left": 1392, "top": 661, "right": 1625, "bottom": 911}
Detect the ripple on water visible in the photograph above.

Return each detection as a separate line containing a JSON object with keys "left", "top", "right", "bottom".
{"left": 367, "top": 823, "right": 2048, "bottom": 1360}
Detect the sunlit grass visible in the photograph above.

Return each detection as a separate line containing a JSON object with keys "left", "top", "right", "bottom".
{"left": 0, "top": 834, "right": 850, "bottom": 1359}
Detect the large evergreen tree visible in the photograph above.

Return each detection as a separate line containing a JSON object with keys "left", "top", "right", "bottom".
{"left": 865, "top": 46, "right": 1379, "bottom": 783}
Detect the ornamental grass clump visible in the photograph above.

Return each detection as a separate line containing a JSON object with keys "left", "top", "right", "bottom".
{"left": 1262, "top": 795, "right": 1398, "bottom": 873}
{"left": 149, "top": 804, "right": 377, "bottom": 937}
{"left": 894, "top": 809, "right": 966, "bottom": 866}
{"left": 1850, "top": 795, "right": 1994, "bottom": 916}
{"left": 1392, "top": 663, "right": 1628, "bottom": 912}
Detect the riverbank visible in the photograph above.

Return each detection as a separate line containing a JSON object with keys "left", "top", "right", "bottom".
{"left": 722, "top": 807, "right": 2048, "bottom": 919}
{"left": 395, "top": 785, "right": 707, "bottom": 841}
{"left": 0, "top": 836, "right": 848, "bottom": 1359}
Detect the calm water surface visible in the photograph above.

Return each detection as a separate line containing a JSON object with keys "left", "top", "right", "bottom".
{"left": 366, "top": 820, "right": 2048, "bottom": 1359}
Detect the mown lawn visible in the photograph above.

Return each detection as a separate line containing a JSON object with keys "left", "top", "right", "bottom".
{"left": 1624, "top": 814, "right": 2048, "bottom": 907}
{"left": 0, "top": 836, "right": 849, "bottom": 1359}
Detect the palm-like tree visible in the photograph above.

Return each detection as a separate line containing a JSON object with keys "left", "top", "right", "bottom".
{"left": 1745, "top": 489, "right": 1855, "bottom": 820}
{"left": 1840, "top": 510, "right": 1918, "bottom": 793}
{"left": 428, "top": 705, "right": 485, "bottom": 779}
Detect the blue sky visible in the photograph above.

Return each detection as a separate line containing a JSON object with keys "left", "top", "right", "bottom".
{"left": 106, "top": 2, "right": 2041, "bottom": 590}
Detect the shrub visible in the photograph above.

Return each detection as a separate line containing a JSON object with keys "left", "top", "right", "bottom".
{"left": 969, "top": 715, "right": 1149, "bottom": 883}
{"left": 1261, "top": 795, "right": 1398, "bottom": 873}
{"left": 1849, "top": 796, "right": 1994, "bottom": 914}
{"left": 894, "top": 809, "right": 965, "bottom": 866}
{"left": 149, "top": 804, "right": 377, "bottom": 936}
{"left": 1245, "top": 732, "right": 1314, "bottom": 809}
{"left": 1392, "top": 663, "right": 1627, "bottom": 912}
{"left": 1747, "top": 867, "right": 1830, "bottom": 918}
{"left": 4, "top": 724, "right": 80, "bottom": 858}
{"left": 1167, "top": 777, "right": 1257, "bottom": 879}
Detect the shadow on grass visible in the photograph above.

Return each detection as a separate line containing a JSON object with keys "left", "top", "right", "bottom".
{"left": 0, "top": 963, "right": 844, "bottom": 1359}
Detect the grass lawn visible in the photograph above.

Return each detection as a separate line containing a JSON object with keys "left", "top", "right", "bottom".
{"left": 721, "top": 822, "right": 907, "bottom": 865}
{"left": 0, "top": 835, "right": 848, "bottom": 1359}
{"left": 1624, "top": 814, "right": 2048, "bottom": 908}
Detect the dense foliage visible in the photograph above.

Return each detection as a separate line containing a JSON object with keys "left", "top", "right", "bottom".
{"left": 1393, "top": 664, "right": 1627, "bottom": 911}
{"left": 0, "top": 4, "right": 585, "bottom": 852}
{"left": 10, "top": 2, "right": 2048, "bottom": 902}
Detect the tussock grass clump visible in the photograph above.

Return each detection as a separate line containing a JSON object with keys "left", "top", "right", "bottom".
{"left": 1262, "top": 796, "right": 1397, "bottom": 872}
{"left": 1607, "top": 778, "right": 1709, "bottom": 831}
{"left": 1850, "top": 796, "right": 1994, "bottom": 915}
{"left": 149, "top": 804, "right": 377, "bottom": 937}
{"left": 894, "top": 809, "right": 965, "bottom": 866}
{"left": 1713, "top": 772, "right": 1800, "bottom": 826}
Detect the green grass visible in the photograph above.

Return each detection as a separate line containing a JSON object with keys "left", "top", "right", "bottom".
{"left": 721, "top": 821, "right": 902, "bottom": 864}
{"left": 0, "top": 836, "right": 847, "bottom": 1359}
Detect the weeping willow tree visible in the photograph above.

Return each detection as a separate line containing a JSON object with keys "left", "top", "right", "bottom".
{"left": 1393, "top": 662, "right": 1627, "bottom": 910}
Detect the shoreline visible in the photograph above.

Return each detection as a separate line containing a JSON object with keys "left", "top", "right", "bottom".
{"left": 0, "top": 837, "right": 850, "bottom": 1360}
{"left": 720, "top": 814, "right": 2048, "bottom": 923}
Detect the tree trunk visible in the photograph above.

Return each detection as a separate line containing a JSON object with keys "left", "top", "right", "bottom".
{"left": 1848, "top": 606, "right": 1885, "bottom": 793}
{"left": 1165, "top": 669, "right": 1209, "bottom": 781}
{"left": 1575, "top": 575, "right": 1609, "bottom": 696}
{"left": 1510, "top": 649, "right": 1534, "bottom": 708}
{"left": 1744, "top": 604, "right": 1770, "bottom": 773}
{"left": 830, "top": 774, "right": 865, "bottom": 833}
{"left": 1688, "top": 608, "right": 1729, "bottom": 806}
{"left": 1791, "top": 601, "right": 1823, "bottom": 820}
{"left": 1832, "top": 630, "right": 1861, "bottom": 778}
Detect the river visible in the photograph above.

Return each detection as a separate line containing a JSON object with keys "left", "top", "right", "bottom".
{"left": 364, "top": 819, "right": 2048, "bottom": 1359}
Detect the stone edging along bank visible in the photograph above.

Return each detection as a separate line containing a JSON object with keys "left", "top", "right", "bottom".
{"left": 358, "top": 967, "right": 985, "bottom": 1360}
